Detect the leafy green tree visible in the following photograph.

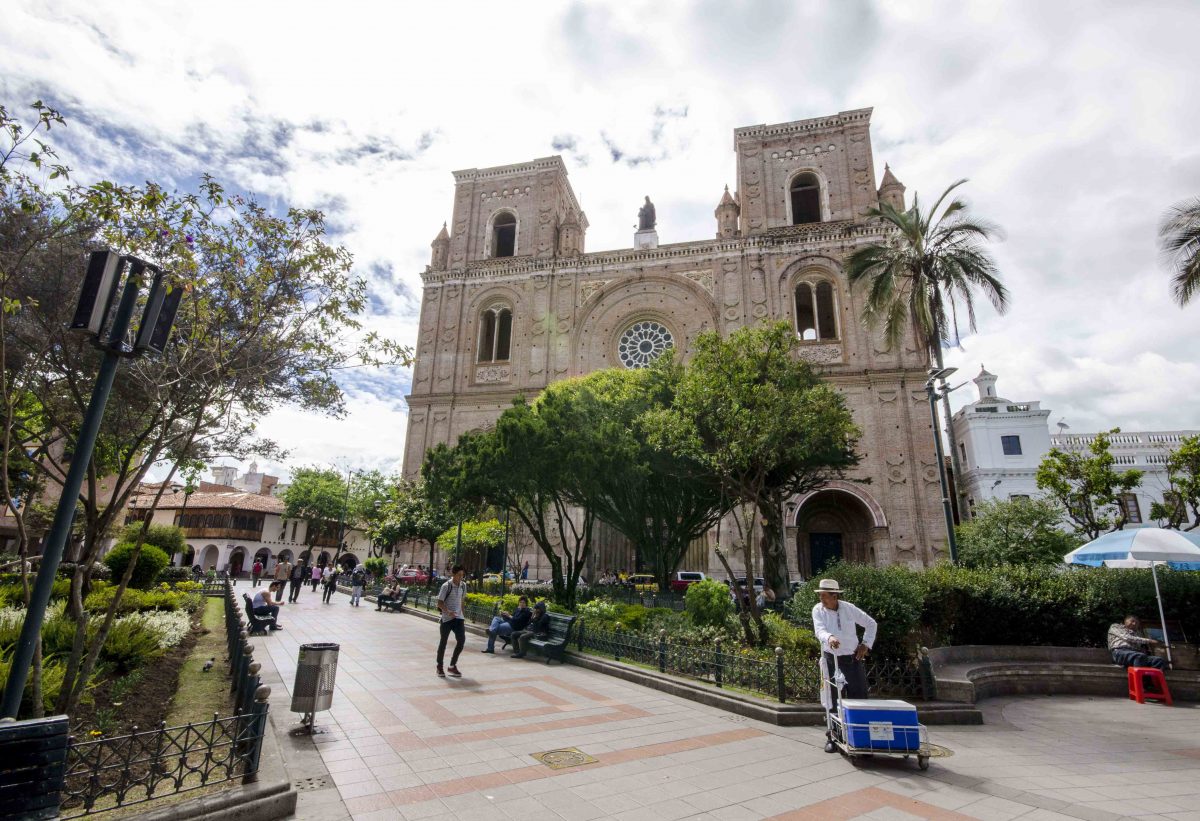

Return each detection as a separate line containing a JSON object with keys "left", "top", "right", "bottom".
{"left": 1036, "top": 430, "right": 1144, "bottom": 540}
{"left": 955, "top": 497, "right": 1081, "bottom": 568}
{"left": 1150, "top": 434, "right": 1200, "bottom": 530}
{"left": 362, "top": 557, "right": 388, "bottom": 580}
{"left": 535, "top": 361, "right": 727, "bottom": 593}
{"left": 283, "top": 467, "right": 348, "bottom": 561}
{"left": 1159, "top": 197, "right": 1200, "bottom": 306}
{"left": 373, "top": 479, "right": 458, "bottom": 574}
{"left": 647, "top": 323, "right": 859, "bottom": 643}
{"left": 844, "top": 179, "right": 1008, "bottom": 514}
{"left": 345, "top": 469, "right": 394, "bottom": 558}
{"left": 435, "top": 519, "right": 505, "bottom": 570}
{"left": 424, "top": 395, "right": 606, "bottom": 608}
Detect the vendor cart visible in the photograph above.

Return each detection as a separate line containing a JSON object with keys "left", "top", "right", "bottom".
{"left": 824, "top": 653, "right": 932, "bottom": 770}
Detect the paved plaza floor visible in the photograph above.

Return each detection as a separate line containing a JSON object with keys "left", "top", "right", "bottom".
{"left": 250, "top": 586, "right": 1200, "bottom": 821}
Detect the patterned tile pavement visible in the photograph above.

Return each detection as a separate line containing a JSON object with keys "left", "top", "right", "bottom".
{"left": 246, "top": 585, "right": 1200, "bottom": 821}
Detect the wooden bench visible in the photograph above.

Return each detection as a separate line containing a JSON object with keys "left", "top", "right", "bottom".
{"left": 525, "top": 613, "right": 576, "bottom": 665}
{"left": 376, "top": 587, "right": 409, "bottom": 612}
{"left": 242, "top": 593, "right": 275, "bottom": 636}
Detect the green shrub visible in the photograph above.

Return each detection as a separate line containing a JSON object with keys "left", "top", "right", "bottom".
{"left": 102, "top": 543, "right": 171, "bottom": 590}
{"left": 761, "top": 612, "right": 821, "bottom": 656}
{"left": 363, "top": 558, "right": 388, "bottom": 579}
{"left": 788, "top": 562, "right": 924, "bottom": 657}
{"left": 156, "top": 566, "right": 193, "bottom": 584}
{"left": 0, "top": 578, "right": 70, "bottom": 607}
{"left": 685, "top": 579, "right": 732, "bottom": 628}
{"left": 0, "top": 649, "right": 78, "bottom": 717}
{"left": 100, "top": 618, "right": 166, "bottom": 673}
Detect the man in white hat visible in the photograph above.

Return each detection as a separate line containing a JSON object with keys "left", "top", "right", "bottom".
{"left": 811, "top": 578, "right": 877, "bottom": 753}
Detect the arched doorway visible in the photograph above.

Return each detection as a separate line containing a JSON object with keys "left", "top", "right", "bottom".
{"left": 318, "top": 551, "right": 331, "bottom": 568}
{"left": 228, "top": 548, "right": 246, "bottom": 577}
{"left": 199, "top": 544, "right": 220, "bottom": 571}
{"left": 793, "top": 488, "right": 881, "bottom": 578}
{"left": 178, "top": 544, "right": 195, "bottom": 568}
{"left": 338, "top": 553, "right": 358, "bottom": 571}
{"left": 254, "top": 548, "right": 270, "bottom": 570}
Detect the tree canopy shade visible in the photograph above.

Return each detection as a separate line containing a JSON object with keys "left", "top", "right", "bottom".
{"left": 955, "top": 497, "right": 1081, "bottom": 568}
{"left": 1036, "top": 430, "right": 1144, "bottom": 540}
{"left": 844, "top": 179, "right": 1007, "bottom": 513}
{"left": 646, "top": 322, "right": 860, "bottom": 627}
{"left": 1159, "top": 196, "right": 1200, "bottom": 306}
{"left": 372, "top": 479, "right": 459, "bottom": 569}
{"left": 540, "top": 361, "right": 728, "bottom": 592}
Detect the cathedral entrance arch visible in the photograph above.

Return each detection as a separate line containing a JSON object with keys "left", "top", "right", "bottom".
{"left": 792, "top": 485, "right": 884, "bottom": 578}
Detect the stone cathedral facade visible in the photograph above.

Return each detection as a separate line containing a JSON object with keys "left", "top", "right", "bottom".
{"left": 402, "top": 108, "right": 946, "bottom": 578}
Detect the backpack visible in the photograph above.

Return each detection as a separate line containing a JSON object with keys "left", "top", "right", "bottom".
{"left": 352, "top": 567, "right": 366, "bottom": 584}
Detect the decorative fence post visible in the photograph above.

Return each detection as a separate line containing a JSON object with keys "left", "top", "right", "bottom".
{"left": 241, "top": 685, "right": 272, "bottom": 784}
{"left": 658, "top": 630, "right": 667, "bottom": 673}
{"left": 576, "top": 620, "right": 585, "bottom": 652}
{"left": 614, "top": 624, "right": 622, "bottom": 663}
{"left": 775, "top": 646, "right": 786, "bottom": 704}
{"left": 714, "top": 637, "right": 724, "bottom": 689}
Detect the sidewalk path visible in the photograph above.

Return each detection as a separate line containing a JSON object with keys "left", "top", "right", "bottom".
{"left": 248, "top": 586, "right": 1200, "bottom": 821}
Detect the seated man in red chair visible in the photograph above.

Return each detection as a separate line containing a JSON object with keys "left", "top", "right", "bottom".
{"left": 1108, "top": 615, "right": 1166, "bottom": 670}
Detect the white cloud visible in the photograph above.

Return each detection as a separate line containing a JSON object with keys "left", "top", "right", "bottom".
{"left": 4, "top": 0, "right": 1199, "bottom": 484}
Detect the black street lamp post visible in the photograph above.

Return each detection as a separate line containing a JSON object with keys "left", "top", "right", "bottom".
{"left": 2, "top": 251, "right": 182, "bottom": 719}
{"left": 925, "top": 367, "right": 961, "bottom": 564}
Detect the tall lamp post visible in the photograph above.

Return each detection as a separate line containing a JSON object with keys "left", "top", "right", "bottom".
{"left": 925, "top": 367, "right": 960, "bottom": 564}
{"left": 2, "top": 251, "right": 182, "bottom": 720}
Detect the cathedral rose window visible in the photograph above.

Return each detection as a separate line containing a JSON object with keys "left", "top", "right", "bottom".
{"left": 617, "top": 321, "right": 673, "bottom": 369}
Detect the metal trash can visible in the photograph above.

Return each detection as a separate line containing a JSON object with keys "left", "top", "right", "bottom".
{"left": 291, "top": 642, "right": 339, "bottom": 719}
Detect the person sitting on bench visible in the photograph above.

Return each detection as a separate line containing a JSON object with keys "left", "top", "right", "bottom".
{"left": 251, "top": 587, "right": 284, "bottom": 630}
{"left": 376, "top": 581, "right": 403, "bottom": 611}
{"left": 482, "top": 596, "right": 531, "bottom": 654}
{"left": 509, "top": 601, "right": 549, "bottom": 659}
{"left": 1108, "top": 615, "right": 1166, "bottom": 670}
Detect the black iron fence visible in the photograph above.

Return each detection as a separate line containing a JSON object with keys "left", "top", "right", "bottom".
{"left": 0, "top": 580, "right": 272, "bottom": 819}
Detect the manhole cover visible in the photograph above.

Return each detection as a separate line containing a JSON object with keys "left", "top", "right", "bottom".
{"left": 723, "top": 715, "right": 750, "bottom": 723}
{"left": 531, "top": 748, "right": 598, "bottom": 770}
{"left": 924, "top": 744, "right": 954, "bottom": 758}
{"left": 293, "top": 775, "right": 334, "bottom": 791}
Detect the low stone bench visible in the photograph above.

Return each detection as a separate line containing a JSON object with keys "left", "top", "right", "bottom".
{"left": 927, "top": 645, "right": 1200, "bottom": 703}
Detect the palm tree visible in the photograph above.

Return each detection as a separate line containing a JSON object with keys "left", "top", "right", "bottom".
{"left": 845, "top": 178, "right": 1008, "bottom": 519}
{"left": 1159, "top": 197, "right": 1200, "bottom": 306}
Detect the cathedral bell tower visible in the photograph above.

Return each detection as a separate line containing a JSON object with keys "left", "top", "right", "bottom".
{"left": 877, "top": 165, "right": 907, "bottom": 212}
{"left": 714, "top": 185, "right": 740, "bottom": 238}
{"left": 430, "top": 222, "right": 449, "bottom": 271}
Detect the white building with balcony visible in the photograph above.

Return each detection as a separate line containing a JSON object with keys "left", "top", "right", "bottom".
{"left": 951, "top": 366, "right": 1198, "bottom": 528}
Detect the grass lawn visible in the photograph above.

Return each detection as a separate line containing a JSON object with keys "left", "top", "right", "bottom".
{"left": 165, "top": 596, "right": 231, "bottom": 725}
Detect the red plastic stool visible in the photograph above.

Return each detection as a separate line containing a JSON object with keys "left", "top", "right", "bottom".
{"left": 1128, "top": 666, "right": 1173, "bottom": 705}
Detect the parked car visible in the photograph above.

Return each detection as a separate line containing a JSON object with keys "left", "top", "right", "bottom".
{"left": 627, "top": 573, "right": 657, "bottom": 592}
{"left": 669, "top": 571, "right": 707, "bottom": 593}
{"left": 482, "top": 572, "right": 503, "bottom": 585}
{"left": 397, "top": 568, "right": 429, "bottom": 585}
{"left": 724, "top": 577, "right": 765, "bottom": 594}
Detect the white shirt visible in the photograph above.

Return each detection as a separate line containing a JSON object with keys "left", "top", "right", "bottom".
{"left": 811, "top": 600, "right": 877, "bottom": 655}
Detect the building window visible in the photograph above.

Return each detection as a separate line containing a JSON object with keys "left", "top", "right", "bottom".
{"left": 1009, "top": 494, "right": 1031, "bottom": 501}
{"left": 789, "top": 172, "right": 821, "bottom": 225}
{"left": 1001, "top": 435, "right": 1022, "bottom": 456}
{"left": 1162, "top": 491, "right": 1186, "bottom": 524}
{"left": 794, "top": 281, "right": 837, "bottom": 341}
{"left": 617, "top": 320, "right": 673, "bottom": 369}
{"left": 1120, "top": 493, "right": 1142, "bottom": 524}
{"left": 477, "top": 306, "right": 513, "bottom": 363}
{"left": 958, "top": 442, "right": 966, "bottom": 461}
{"left": 492, "top": 212, "right": 516, "bottom": 257}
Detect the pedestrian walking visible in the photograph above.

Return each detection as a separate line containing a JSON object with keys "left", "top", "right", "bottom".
{"left": 350, "top": 565, "right": 366, "bottom": 607}
{"left": 436, "top": 565, "right": 467, "bottom": 677}
{"left": 811, "top": 578, "right": 877, "bottom": 754}
{"left": 310, "top": 563, "right": 322, "bottom": 591}
{"left": 520, "top": 560, "right": 529, "bottom": 581}
{"left": 321, "top": 565, "right": 337, "bottom": 604}
{"left": 273, "top": 556, "right": 292, "bottom": 587}
{"left": 251, "top": 559, "right": 263, "bottom": 587}
{"left": 288, "top": 560, "right": 306, "bottom": 603}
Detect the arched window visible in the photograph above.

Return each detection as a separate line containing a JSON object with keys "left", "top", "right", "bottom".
{"left": 477, "top": 306, "right": 513, "bottom": 362}
{"left": 492, "top": 212, "right": 516, "bottom": 257}
{"left": 794, "top": 281, "right": 838, "bottom": 341}
{"left": 790, "top": 173, "right": 821, "bottom": 225}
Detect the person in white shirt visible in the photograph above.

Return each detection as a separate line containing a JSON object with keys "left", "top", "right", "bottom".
{"left": 436, "top": 565, "right": 467, "bottom": 678}
{"left": 251, "top": 587, "right": 283, "bottom": 630}
{"left": 810, "top": 578, "right": 877, "bottom": 753}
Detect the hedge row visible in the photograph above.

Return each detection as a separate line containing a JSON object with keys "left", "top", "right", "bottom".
{"left": 786, "top": 561, "right": 1200, "bottom": 652}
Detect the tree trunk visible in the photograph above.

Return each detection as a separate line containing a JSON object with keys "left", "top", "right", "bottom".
{"left": 757, "top": 496, "right": 789, "bottom": 599}
{"left": 714, "top": 547, "right": 756, "bottom": 645}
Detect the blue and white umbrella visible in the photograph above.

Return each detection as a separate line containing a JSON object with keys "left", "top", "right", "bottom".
{"left": 1064, "top": 528, "right": 1200, "bottom": 666}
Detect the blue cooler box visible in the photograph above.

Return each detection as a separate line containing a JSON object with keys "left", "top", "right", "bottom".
{"left": 839, "top": 699, "right": 921, "bottom": 751}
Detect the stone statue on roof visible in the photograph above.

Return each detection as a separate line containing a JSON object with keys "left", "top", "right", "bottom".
{"left": 637, "top": 196, "right": 656, "bottom": 231}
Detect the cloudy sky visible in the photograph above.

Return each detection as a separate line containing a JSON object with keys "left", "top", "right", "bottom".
{"left": 4, "top": 0, "right": 1199, "bottom": 482}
